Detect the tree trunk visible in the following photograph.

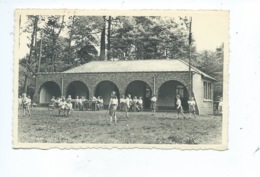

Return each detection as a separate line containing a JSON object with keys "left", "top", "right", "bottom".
{"left": 24, "top": 15, "right": 38, "bottom": 93}
{"left": 23, "top": 74, "right": 28, "bottom": 94}
{"left": 51, "top": 27, "right": 55, "bottom": 71}
{"left": 100, "top": 16, "right": 106, "bottom": 61}
{"left": 67, "top": 16, "right": 75, "bottom": 64}
{"left": 50, "top": 16, "right": 64, "bottom": 72}
{"left": 37, "top": 31, "right": 43, "bottom": 73}
{"left": 107, "top": 16, "right": 112, "bottom": 60}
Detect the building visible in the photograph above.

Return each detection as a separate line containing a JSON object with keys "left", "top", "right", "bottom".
{"left": 34, "top": 59, "right": 215, "bottom": 114}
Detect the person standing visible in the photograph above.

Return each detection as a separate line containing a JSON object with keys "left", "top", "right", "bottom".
{"left": 124, "top": 95, "right": 130, "bottom": 119}
{"left": 176, "top": 95, "right": 186, "bottom": 119}
{"left": 137, "top": 97, "right": 143, "bottom": 112}
{"left": 132, "top": 96, "right": 139, "bottom": 112}
{"left": 75, "top": 96, "right": 80, "bottom": 110}
{"left": 22, "top": 93, "right": 31, "bottom": 116}
{"left": 108, "top": 91, "right": 118, "bottom": 125}
{"left": 150, "top": 94, "right": 157, "bottom": 115}
{"left": 188, "top": 97, "right": 196, "bottom": 118}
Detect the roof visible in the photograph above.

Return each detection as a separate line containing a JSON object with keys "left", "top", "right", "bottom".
{"left": 63, "top": 59, "right": 215, "bottom": 80}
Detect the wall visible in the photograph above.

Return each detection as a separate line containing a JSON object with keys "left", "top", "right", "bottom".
{"left": 34, "top": 71, "right": 214, "bottom": 114}
{"left": 193, "top": 73, "right": 214, "bottom": 115}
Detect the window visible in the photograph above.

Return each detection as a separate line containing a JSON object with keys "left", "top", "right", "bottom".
{"left": 208, "top": 83, "right": 212, "bottom": 100}
{"left": 204, "top": 81, "right": 212, "bottom": 100}
{"left": 204, "top": 82, "right": 207, "bottom": 99}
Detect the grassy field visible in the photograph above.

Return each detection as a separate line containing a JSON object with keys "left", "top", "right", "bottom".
{"left": 18, "top": 108, "right": 222, "bottom": 144}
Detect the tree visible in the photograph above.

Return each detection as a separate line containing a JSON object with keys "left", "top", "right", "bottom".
{"left": 23, "top": 15, "right": 39, "bottom": 94}
{"left": 109, "top": 16, "right": 191, "bottom": 60}
{"left": 107, "top": 16, "right": 112, "bottom": 60}
{"left": 66, "top": 16, "right": 102, "bottom": 64}
{"left": 43, "top": 15, "right": 65, "bottom": 72}
{"left": 191, "top": 47, "right": 224, "bottom": 99}
{"left": 100, "top": 16, "right": 106, "bottom": 61}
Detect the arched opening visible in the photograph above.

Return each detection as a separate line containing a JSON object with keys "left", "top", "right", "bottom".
{"left": 125, "top": 80, "right": 152, "bottom": 110}
{"left": 95, "top": 81, "right": 120, "bottom": 108}
{"left": 66, "top": 81, "right": 89, "bottom": 99}
{"left": 157, "top": 80, "right": 189, "bottom": 111}
{"left": 39, "top": 81, "right": 61, "bottom": 104}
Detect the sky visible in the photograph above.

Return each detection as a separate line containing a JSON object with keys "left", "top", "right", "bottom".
{"left": 16, "top": 10, "right": 228, "bottom": 59}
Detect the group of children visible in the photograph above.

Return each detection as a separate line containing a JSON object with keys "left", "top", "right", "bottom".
{"left": 71, "top": 96, "right": 104, "bottom": 111}
{"left": 50, "top": 95, "right": 104, "bottom": 115}
{"left": 107, "top": 92, "right": 197, "bottom": 125}
{"left": 50, "top": 95, "right": 73, "bottom": 116}
{"left": 119, "top": 95, "right": 143, "bottom": 112}
{"left": 149, "top": 94, "right": 196, "bottom": 119}
{"left": 19, "top": 93, "right": 31, "bottom": 116}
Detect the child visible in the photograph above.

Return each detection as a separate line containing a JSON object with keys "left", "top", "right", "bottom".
{"left": 132, "top": 96, "right": 139, "bottom": 112}
{"left": 78, "top": 96, "right": 83, "bottom": 110}
{"left": 97, "top": 96, "right": 104, "bottom": 110}
{"left": 65, "top": 99, "right": 73, "bottom": 116}
{"left": 58, "top": 96, "right": 67, "bottom": 116}
{"left": 50, "top": 96, "right": 56, "bottom": 109}
{"left": 176, "top": 95, "right": 186, "bottom": 119}
{"left": 55, "top": 97, "right": 61, "bottom": 108}
{"left": 150, "top": 94, "right": 157, "bottom": 115}
{"left": 137, "top": 97, "right": 143, "bottom": 112}
{"left": 67, "top": 95, "right": 72, "bottom": 102}
{"left": 188, "top": 97, "right": 196, "bottom": 118}
{"left": 128, "top": 94, "right": 133, "bottom": 111}
{"left": 75, "top": 96, "right": 80, "bottom": 110}
{"left": 22, "top": 93, "right": 31, "bottom": 116}
{"left": 108, "top": 91, "right": 118, "bottom": 125}
{"left": 119, "top": 95, "right": 126, "bottom": 111}
{"left": 124, "top": 95, "right": 130, "bottom": 118}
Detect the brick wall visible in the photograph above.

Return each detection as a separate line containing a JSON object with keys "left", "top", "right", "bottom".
{"left": 34, "top": 71, "right": 214, "bottom": 114}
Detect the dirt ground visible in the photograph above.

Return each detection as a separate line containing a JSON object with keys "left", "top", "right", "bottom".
{"left": 17, "top": 107, "right": 222, "bottom": 144}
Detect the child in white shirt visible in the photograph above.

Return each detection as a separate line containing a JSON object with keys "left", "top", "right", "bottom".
{"left": 176, "top": 95, "right": 186, "bottom": 119}
{"left": 150, "top": 94, "right": 157, "bottom": 115}
{"left": 22, "top": 93, "right": 31, "bottom": 116}
{"left": 137, "top": 97, "right": 143, "bottom": 112}
{"left": 188, "top": 97, "right": 196, "bottom": 118}
{"left": 108, "top": 91, "right": 118, "bottom": 124}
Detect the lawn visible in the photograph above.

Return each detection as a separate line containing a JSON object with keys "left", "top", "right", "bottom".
{"left": 18, "top": 108, "right": 222, "bottom": 144}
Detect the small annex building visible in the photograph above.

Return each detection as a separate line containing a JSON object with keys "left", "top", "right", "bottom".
{"left": 34, "top": 59, "right": 216, "bottom": 115}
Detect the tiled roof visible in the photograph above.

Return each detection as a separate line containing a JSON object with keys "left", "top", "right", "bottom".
{"left": 63, "top": 59, "right": 215, "bottom": 80}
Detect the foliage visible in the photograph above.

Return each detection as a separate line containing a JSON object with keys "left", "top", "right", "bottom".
{"left": 191, "top": 48, "right": 224, "bottom": 99}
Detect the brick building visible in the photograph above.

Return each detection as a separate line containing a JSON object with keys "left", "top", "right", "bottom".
{"left": 34, "top": 59, "right": 215, "bottom": 114}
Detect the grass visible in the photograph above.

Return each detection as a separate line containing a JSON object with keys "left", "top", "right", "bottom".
{"left": 18, "top": 107, "right": 222, "bottom": 144}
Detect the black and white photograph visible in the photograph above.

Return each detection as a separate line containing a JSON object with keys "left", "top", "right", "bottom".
{"left": 13, "top": 10, "right": 228, "bottom": 149}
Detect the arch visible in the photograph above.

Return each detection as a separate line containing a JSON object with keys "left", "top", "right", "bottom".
{"left": 157, "top": 80, "right": 189, "bottom": 111}
{"left": 66, "top": 81, "right": 89, "bottom": 99}
{"left": 94, "top": 80, "right": 120, "bottom": 107}
{"left": 125, "top": 80, "right": 152, "bottom": 110}
{"left": 39, "top": 81, "right": 61, "bottom": 104}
